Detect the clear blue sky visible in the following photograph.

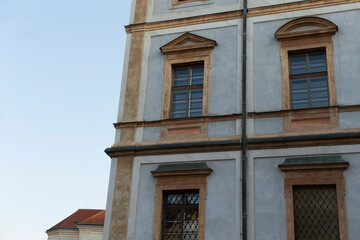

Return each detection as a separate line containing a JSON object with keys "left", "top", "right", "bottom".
{"left": 0, "top": 1, "right": 131, "bottom": 239}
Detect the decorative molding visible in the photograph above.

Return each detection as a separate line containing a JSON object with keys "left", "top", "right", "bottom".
{"left": 124, "top": 0, "right": 360, "bottom": 34}
{"left": 172, "top": 0, "right": 207, "bottom": 6}
{"left": 275, "top": 17, "right": 338, "bottom": 40}
{"left": 125, "top": 10, "right": 242, "bottom": 34}
{"left": 249, "top": 0, "right": 359, "bottom": 17}
{"left": 277, "top": 30, "right": 338, "bottom": 134}
{"left": 161, "top": 121, "right": 208, "bottom": 141}
{"left": 283, "top": 107, "right": 339, "bottom": 134}
{"left": 105, "top": 132, "right": 360, "bottom": 157}
{"left": 160, "top": 32, "right": 216, "bottom": 54}
{"left": 161, "top": 34, "right": 215, "bottom": 121}
{"left": 113, "top": 105, "right": 360, "bottom": 128}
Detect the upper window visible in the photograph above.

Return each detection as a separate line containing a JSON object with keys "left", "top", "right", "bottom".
{"left": 289, "top": 50, "right": 329, "bottom": 109}
{"left": 160, "top": 33, "right": 216, "bottom": 119}
{"left": 275, "top": 17, "right": 338, "bottom": 110}
{"left": 172, "top": 64, "right": 204, "bottom": 118}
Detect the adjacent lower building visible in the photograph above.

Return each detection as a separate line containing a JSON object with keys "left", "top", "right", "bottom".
{"left": 104, "top": 0, "right": 360, "bottom": 239}
{"left": 47, "top": 209, "right": 105, "bottom": 240}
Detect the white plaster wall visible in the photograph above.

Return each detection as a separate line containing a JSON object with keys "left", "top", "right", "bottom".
{"left": 248, "top": 0, "right": 298, "bottom": 8}
{"left": 127, "top": 151, "right": 242, "bottom": 240}
{"left": 250, "top": 7, "right": 360, "bottom": 113}
{"left": 78, "top": 226, "right": 103, "bottom": 240}
{"left": 47, "top": 230, "right": 79, "bottom": 240}
{"left": 143, "top": 24, "right": 240, "bottom": 121}
{"left": 103, "top": 158, "right": 117, "bottom": 240}
{"left": 148, "top": 0, "right": 240, "bottom": 22}
{"left": 248, "top": 144, "right": 360, "bottom": 240}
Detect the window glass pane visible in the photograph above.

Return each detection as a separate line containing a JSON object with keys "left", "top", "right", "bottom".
{"left": 292, "top": 99, "right": 309, "bottom": 109}
{"left": 311, "top": 88, "right": 328, "bottom": 99}
{"left": 291, "top": 79, "right": 307, "bottom": 90}
{"left": 190, "top": 100, "right": 202, "bottom": 109}
{"left": 311, "top": 99, "right": 329, "bottom": 108}
{"left": 191, "top": 67, "right": 204, "bottom": 85}
{"left": 189, "top": 89, "right": 203, "bottom": 100}
{"left": 309, "top": 53, "right": 326, "bottom": 73}
{"left": 191, "top": 76, "right": 203, "bottom": 85}
{"left": 191, "top": 67, "right": 204, "bottom": 76}
{"left": 174, "top": 68, "right": 188, "bottom": 87}
{"left": 310, "top": 76, "right": 328, "bottom": 88}
{"left": 172, "top": 91, "right": 187, "bottom": 118}
{"left": 173, "top": 91, "right": 187, "bottom": 101}
{"left": 290, "top": 55, "right": 307, "bottom": 75}
{"left": 174, "top": 68, "right": 188, "bottom": 78}
{"left": 310, "top": 76, "right": 329, "bottom": 107}
{"left": 292, "top": 89, "right": 308, "bottom": 100}
{"left": 172, "top": 112, "right": 187, "bottom": 118}
{"left": 174, "top": 78, "right": 188, "bottom": 87}
{"left": 189, "top": 111, "right": 202, "bottom": 117}
{"left": 172, "top": 101, "right": 186, "bottom": 111}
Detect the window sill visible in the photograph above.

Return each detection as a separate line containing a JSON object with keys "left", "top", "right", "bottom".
{"left": 283, "top": 106, "right": 339, "bottom": 134}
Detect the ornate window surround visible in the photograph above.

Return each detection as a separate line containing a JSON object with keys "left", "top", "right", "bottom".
{"left": 160, "top": 32, "right": 216, "bottom": 120}
{"left": 279, "top": 156, "right": 349, "bottom": 240}
{"left": 275, "top": 17, "right": 340, "bottom": 133}
{"left": 159, "top": 33, "right": 216, "bottom": 141}
{"left": 151, "top": 162, "right": 213, "bottom": 240}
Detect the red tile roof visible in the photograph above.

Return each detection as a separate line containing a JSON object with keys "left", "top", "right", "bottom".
{"left": 78, "top": 210, "right": 105, "bottom": 225}
{"left": 47, "top": 209, "right": 105, "bottom": 232}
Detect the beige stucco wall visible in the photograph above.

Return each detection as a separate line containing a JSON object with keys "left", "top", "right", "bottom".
{"left": 78, "top": 225, "right": 104, "bottom": 240}
{"left": 47, "top": 229, "right": 79, "bottom": 240}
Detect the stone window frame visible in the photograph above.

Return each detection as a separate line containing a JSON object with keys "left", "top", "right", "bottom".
{"left": 160, "top": 32, "right": 216, "bottom": 120}
{"left": 278, "top": 156, "right": 349, "bottom": 240}
{"left": 275, "top": 17, "right": 338, "bottom": 110}
{"left": 275, "top": 17, "right": 340, "bottom": 133}
{"left": 151, "top": 163, "right": 213, "bottom": 240}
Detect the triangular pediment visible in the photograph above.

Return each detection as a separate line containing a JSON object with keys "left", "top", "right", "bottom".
{"left": 275, "top": 17, "right": 338, "bottom": 40}
{"left": 160, "top": 33, "right": 217, "bottom": 54}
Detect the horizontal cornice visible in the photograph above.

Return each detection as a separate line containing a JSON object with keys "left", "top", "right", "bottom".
{"left": 125, "top": 0, "right": 360, "bottom": 33}
{"left": 114, "top": 105, "right": 360, "bottom": 128}
{"left": 105, "top": 132, "right": 360, "bottom": 157}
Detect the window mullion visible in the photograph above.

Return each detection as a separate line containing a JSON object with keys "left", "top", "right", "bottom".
{"left": 307, "top": 77, "right": 312, "bottom": 108}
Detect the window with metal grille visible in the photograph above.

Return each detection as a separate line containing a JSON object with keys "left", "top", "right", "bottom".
{"left": 162, "top": 189, "right": 199, "bottom": 240}
{"left": 171, "top": 64, "right": 204, "bottom": 118}
{"left": 289, "top": 50, "right": 329, "bottom": 109}
{"left": 293, "top": 185, "right": 340, "bottom": 240}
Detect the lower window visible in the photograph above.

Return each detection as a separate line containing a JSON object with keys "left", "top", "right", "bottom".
{"left": 162, "top": 190, "right": 199, "bottom": 240}
{"left": 279, "top": 156, "right": 349, "bottom": 240}
{"left": 293, "top": 185, "right": 340, "bottom": 240}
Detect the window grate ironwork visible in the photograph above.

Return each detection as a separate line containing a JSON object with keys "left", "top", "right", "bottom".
{"left": 162, "top": 189, "right": 199, "bottom": 240}
{"left": 293, "top": 185, "right": 340, "bottom": 240}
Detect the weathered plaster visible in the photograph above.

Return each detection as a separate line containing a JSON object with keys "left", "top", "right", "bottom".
{"left": 109, "top": 157, "right": 134, "bottom": 240}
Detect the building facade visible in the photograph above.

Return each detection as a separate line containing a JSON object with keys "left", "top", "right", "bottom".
{"left": 104, "top": 1, "right": 360, "bottom": 239}
{"left": 47, "top": 209, "right": 105, "bottom": 240}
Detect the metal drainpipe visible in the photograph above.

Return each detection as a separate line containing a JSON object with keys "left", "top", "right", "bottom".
{"left": 241, "top": 0, "right": 248, "bottom": 240}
